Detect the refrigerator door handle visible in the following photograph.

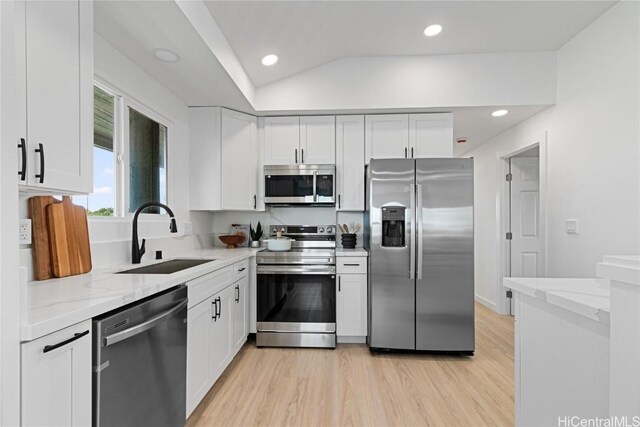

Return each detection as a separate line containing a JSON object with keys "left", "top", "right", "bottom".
{"left": 409, "top": 183, "right": 416, "bottom": 279}
{"left": 416, "top": 184, "right": 424, "bottom": 280}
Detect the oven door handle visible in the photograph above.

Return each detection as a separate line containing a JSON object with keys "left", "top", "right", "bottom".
{"left": 257, "top": 265, "right": 336, "bottom": 275}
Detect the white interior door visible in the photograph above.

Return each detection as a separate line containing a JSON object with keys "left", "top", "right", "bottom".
{"left": 510, "top": 157, "right": 541, "bottom": 280}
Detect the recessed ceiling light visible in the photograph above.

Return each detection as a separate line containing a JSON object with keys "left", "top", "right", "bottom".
{"left": 152, "top": 48, "right": 180, "bottom": 63}
{"left": 423, "top": 24, "right": 443, "bottom": 37}
{"left": 261, "top": 54, "right": 279, "bottom": 66}
{"left": 491, "top": 109, "right": 509, "bottom": 117}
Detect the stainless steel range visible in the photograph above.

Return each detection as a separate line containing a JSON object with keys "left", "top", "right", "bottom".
{"left": 256, "top": 224, "right": 336, "bottom": 348}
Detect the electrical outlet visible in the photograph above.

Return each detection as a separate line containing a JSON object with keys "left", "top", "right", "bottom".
{"left": 19, "top": 219, "right": 32, "bottom": 244}
{"left": 566, "top": 219, "right": 579, "bottom": 234}
{"left": 182, "top": 222, "right": 192, "bottom": 235}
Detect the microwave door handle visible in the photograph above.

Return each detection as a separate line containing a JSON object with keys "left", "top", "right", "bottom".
{"left": 313, "top": 171, "right": 317, "bottom": 202}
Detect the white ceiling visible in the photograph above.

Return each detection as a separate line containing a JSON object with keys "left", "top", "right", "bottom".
{"left": 205, "top": 1, "right": 616, "bottom": 87}
{"left": 93, "top": 1, "right": 612, "bottom": 151}
{"left": 94, "top": 1, "right": 255, "bottom": 112}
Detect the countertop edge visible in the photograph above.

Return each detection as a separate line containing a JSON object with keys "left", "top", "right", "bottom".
{"left": 21, "top": 248, "right": 261, "bottom": 342}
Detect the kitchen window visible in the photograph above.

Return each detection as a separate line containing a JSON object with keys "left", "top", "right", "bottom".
{"left": 74, "top": 82, "right": 170, "bottom": 217}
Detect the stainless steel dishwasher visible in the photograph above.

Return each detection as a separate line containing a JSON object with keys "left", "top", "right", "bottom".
{"left": 93, "top": 285, "right": 188, "bottom": 427}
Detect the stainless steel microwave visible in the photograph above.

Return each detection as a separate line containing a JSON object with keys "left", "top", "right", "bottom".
{"left": 264, "top": 164, "right": 335, "bottom": 206}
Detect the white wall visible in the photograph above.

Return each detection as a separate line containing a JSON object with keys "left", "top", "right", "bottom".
{"left": 466, "top": 2, "right": 640, "bottom": 310}
{"left": 255, "top": 52, "right": 557, "bottom": 112}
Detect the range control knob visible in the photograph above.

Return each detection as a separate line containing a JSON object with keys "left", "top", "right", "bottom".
{"left": 272, "top": 227, "right": 278, "bottom": 233}
{"left": 280, "top": 227, "right": 286, "bottom": 233}
{"left": 318, "top": 227, "right": 325, "bottom": 233}
{"left": 326, "top": 225, "right": 334, "bottom": 234}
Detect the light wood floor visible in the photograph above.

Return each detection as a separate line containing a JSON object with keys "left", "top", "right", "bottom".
{"left": 186, "top": 303, "right": 514, "bottom": 427}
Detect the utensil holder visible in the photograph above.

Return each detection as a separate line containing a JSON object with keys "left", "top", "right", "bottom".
{"left": 341, "top": 233, "right": 357, "bottom": 249}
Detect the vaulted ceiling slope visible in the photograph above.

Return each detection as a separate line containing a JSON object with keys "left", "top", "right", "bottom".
{"left": 205, "top": 0, "right": 616, "bottom": 87}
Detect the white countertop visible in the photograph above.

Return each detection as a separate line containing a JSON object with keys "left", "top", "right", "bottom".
{"left": 597, "top": 255, "right": 640, "bottom": 287}
{"left": 504, "top": 277, "right": 610, "bottom": 324}
{"left": 22, "top": 248, "right": 262, "bottom": 342}
{"left": 336, "top": 248, "right": 368, "bottom": 257}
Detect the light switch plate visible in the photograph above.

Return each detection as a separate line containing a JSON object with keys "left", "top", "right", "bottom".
{"left": 19, "top": 219, "right": 32, "bottom": 244}
{"left": 566, "top": 219, "right": 579, "bottom": 234}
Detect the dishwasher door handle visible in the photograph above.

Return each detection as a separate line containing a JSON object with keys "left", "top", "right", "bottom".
{"left": 103, "top": 298, "right": 188, "bottom": 347}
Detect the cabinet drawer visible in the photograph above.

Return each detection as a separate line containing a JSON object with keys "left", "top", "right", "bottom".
{"left": 234, "top": 259, "right": 249, "bottom": 280}
{"left": 337, "top": 257, "right": 368, "bottom": 274}
{"left": 188, "top": 266, "right": 233, "bottom": 308}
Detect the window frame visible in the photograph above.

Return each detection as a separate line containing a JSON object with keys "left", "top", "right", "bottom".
{"left": 89, "top": 77, "right": 173, "bottom": 220}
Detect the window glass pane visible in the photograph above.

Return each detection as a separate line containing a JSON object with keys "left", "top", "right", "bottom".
{"left": 128, "top": 108, "right": 167, "bottom": 214}
{"left": 74, "top": 86, "right": 115, "bottom": 216}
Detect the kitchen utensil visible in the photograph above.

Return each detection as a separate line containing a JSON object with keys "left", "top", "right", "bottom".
{"left": 29, "top": 196, "right": 60, "bottom": 280}
{"left": 343, "top": 224, "right": 349, "bottom": 233}
{"left": 353, "top": 224, "right": 361, "bottom": 233}
{"left": 47, "top": 196, "right": 91, "bottom": 278}
{"left": 218, "top": 233, "right": 247, "bottom": 248}
{"left": 265, "top": 236, "right": 295, "bottom": 251}
{"left": 338, "top": 224, "right": 345, "bottom": 233}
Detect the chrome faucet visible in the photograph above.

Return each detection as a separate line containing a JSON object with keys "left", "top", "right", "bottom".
{"left": 131, "top": 202, "right": 177, "bottom": 264}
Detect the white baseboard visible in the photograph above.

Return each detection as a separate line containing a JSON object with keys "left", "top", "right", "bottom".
{"left": 337, "top": 336, "right": 367, "bottom": 344}
{"left": 475, "top": 294, "right": 499, "bottom": 312}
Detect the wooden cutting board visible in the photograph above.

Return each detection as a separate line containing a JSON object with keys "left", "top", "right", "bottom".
{"left": 29, "top": 196, "right": 61, "bottom": 280}
{"left": 47, "top": 196, "right": 92, "bottom": 278}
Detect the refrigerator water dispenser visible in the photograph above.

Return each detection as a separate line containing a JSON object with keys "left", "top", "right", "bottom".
{"left": 381, "top": 206, "right": 406, "bottom": 247}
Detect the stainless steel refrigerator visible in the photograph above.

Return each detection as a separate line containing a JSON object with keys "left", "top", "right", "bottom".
{"left": 364, "top": 158, "right": 474, "bottom": 353}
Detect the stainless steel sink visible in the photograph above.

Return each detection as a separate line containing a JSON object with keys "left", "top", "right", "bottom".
{"left": 116, "top": 258, "right": 216, "bottom": 274}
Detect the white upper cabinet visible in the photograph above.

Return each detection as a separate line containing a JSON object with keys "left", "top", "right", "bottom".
{"left": 16, "top": 0, "right": 93, "bottom": 193}
{"left": 409, "top": 113, "right": 453, "bottom": 158}
{"left": 264, "top": 116, "right": 335, "bottom": 165}
{"left": 365, "top": 114, "right": 409, "bottom": 163}
{"left": 221, "top": 109, "right": 258, "bottom": 210}
{"left": 189, "top": 107, "right": 261, "bottom": 211}
{"left": 365, "top": 113, "right": 453, "bottom": 163}
{"left": 300, "top": 116, "right": 335, "bottom": 164}
{"left": 336, "top": 115, "right": 365, "bottom": 211}
{"left": 263, "top": 116, "right": 300, "bottom": 165}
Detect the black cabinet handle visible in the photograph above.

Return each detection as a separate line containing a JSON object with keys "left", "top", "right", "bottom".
{"left": 212, "top": 300, "right": 217, "bottom": 320}
{"left": 344, "top": 263, "right": 360, "bottom": 266}
{"left": 235, "top": 285, "right": 239, "bottom": 303}
{"left": 18, "top": 138, "right": 26, "bottom": 181}
{"left": 338, "top": 194, "right": 341, "bottom": 209}
{"left": 238, "top": 267, "right": 246, "bottom": 272}
{"left": 338, "top": 276, "right": 341, "bottom": 292}
{"left": 216, "top": 296, "right": 221, "bottom": 318}
{"left": 253, "top": 195, "right": 257, "bottom": 209}
{"left": 35, "top": 143, "right": 44, "bottom": 183}
{"left": 295, "top": 149, "right": 298, "bottom": 164}
{"left": 43, "top": 330, "right": 89, "bottom": 353}
{"left": 404, "top": 147, "right": 407, "bottom": 158}
{"left": 411, "top": 147, "right": 414, "bottom": 158}
{"left": 301, "top": 148, "right": 304, "bottom": 164}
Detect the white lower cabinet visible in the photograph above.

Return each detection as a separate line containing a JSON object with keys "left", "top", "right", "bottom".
{"left": 336, "top": 257, "right": 368, "bottom": 341}
{"left": 233, "top": 275, "right": 249, "bottom": 353}
{"left": 186, "top": 261, "right": 251, "bottom": 417}
{"left": 21, "top": 320, "right": 92, "bottom": 427}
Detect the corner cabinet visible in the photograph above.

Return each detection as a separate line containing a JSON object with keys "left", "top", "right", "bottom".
{"left": 186, "top": 260, "right": 250, "bottom": 417}
{"left": 21, "top": 320, "right": 92, "bottom": 427}
{"left": 189, "top": 107, "right": 261, "bottom": 211}
{"left": 263, "top": 116, "right": 335, "bottom": 165}
{"left": 336, "top": 257, "right": 368, "bottom": 342}
{"left": 336, "top": 115, "right": 365, "bottom": 211}
{"left": 365, "top": 113, "right": 453, "bottom": 164}
{"left": 16, "top": 0, "right": 93, "bottom": 194}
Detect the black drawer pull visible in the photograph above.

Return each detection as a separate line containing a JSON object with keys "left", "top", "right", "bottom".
{"left": 253, "top": 195, "right": 257, "bottom": 209}
{"left": 43, "top": 330, "right": 89, "bottom": 353}
{"left": 235, "top": 285, "right": 240, "bottom": 303}
{"left": 343, "top": 263, "right": 360, "bottom": 266}
{"left": 35, "top": 143, "right": 45, "bottom": 183}
{"left": 338, "top": 276, "right": 341, "bottom": 292}
{"left": 18, "top": 138, "right": 26, "bottom": 181}
{"left": 212, "top": 300, "right": 217, "bottom": 320}
{"left": 238, "top": 267, "right": 246, "bottom": 272}
{"left": 216, "top": 296, "right": 221, "bottom": 318}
